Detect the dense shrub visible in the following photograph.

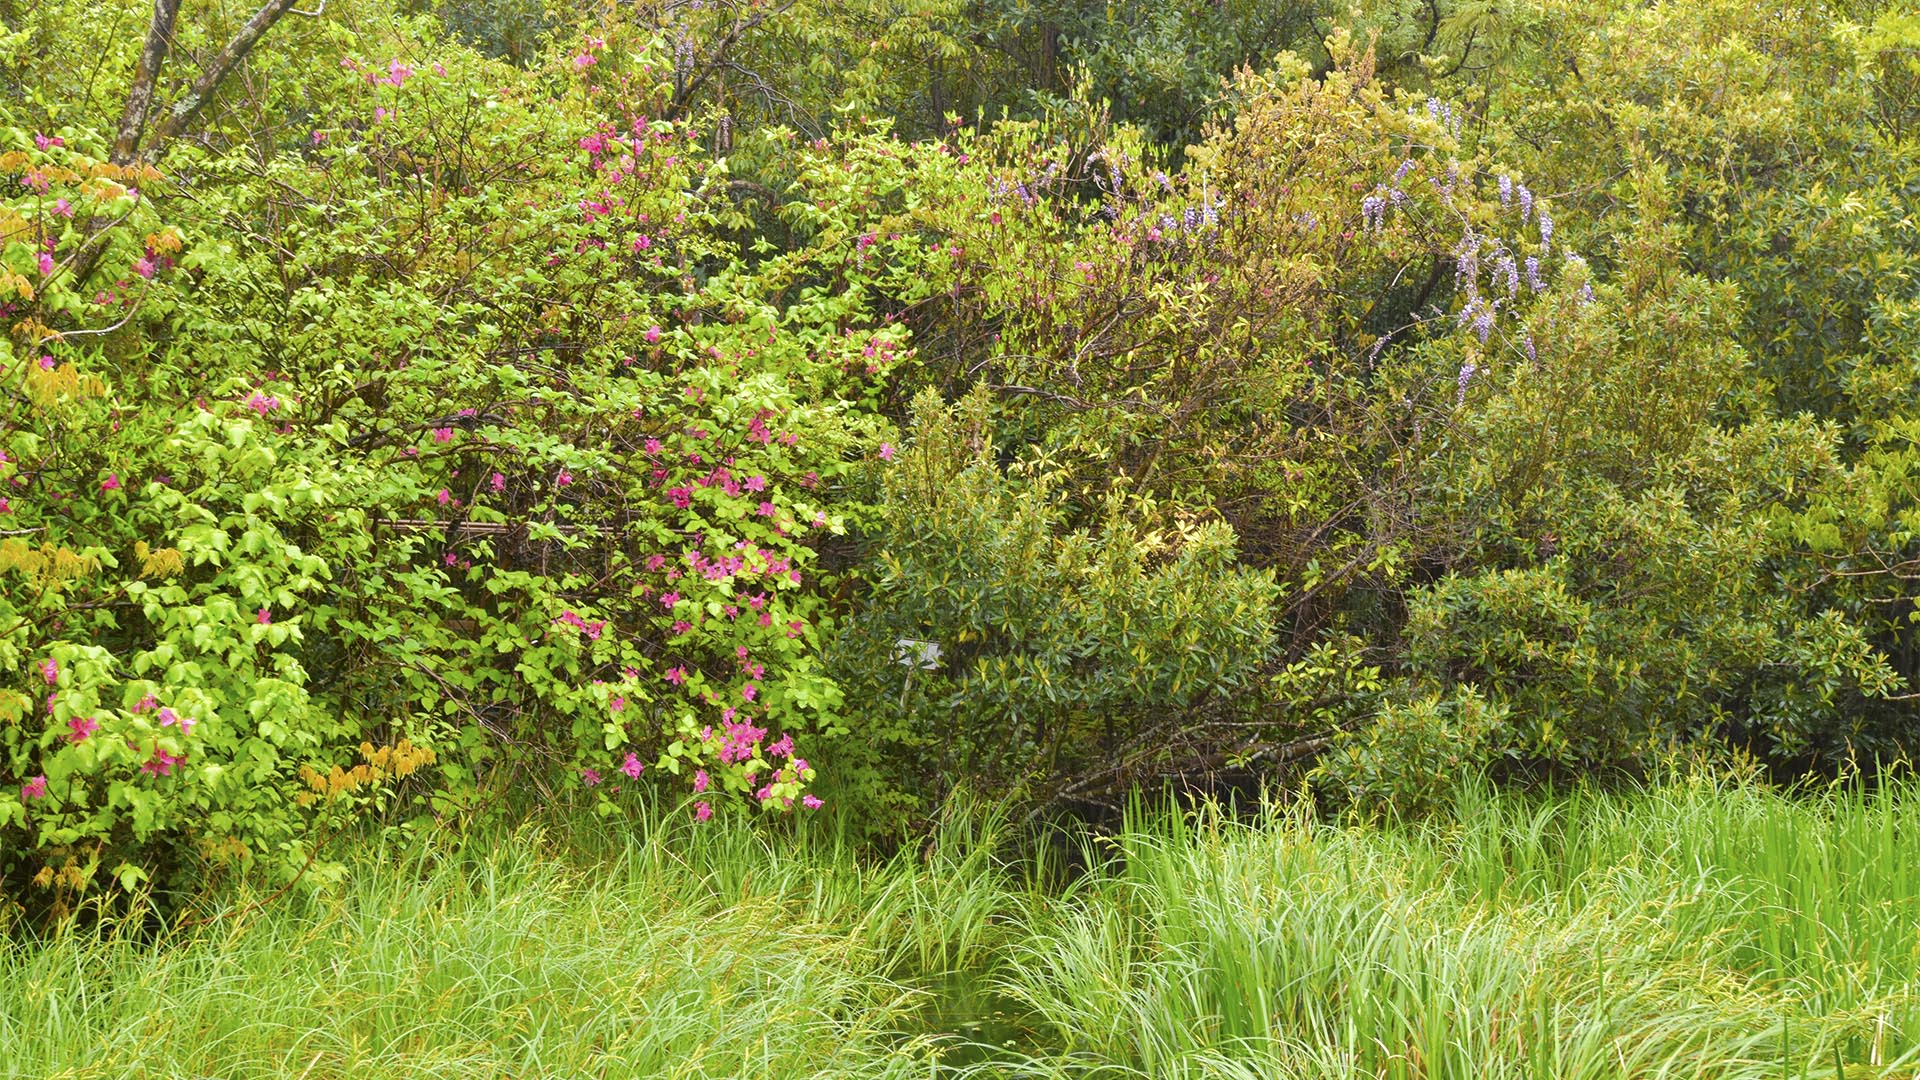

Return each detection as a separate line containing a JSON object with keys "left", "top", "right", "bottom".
{"left": 1, "top": 0, "right": 1918, "bottom": 916}
{"left": 830, "top": 387, "right": 1278, "bottom": 816}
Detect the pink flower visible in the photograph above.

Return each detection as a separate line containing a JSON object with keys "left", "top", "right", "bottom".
{"left": 694, "top": 801, "right": 712, "bottom": 822}
{"left": 53, "top": 198, "right": 72, "bottom": 218}
{"left": 556, "top": 470, "right": 573, "bottom": 487}
{"left": 431, "top": 427, "right": 453, "bottom": 443}
{"left": 133, "top": 694, "right": 158, "bottom": 713}
{"left": 490, "top": 472, "right": 505, "bottom": 492}
{"left": 660, "top": 591, "right": 681, "bottom": 608}
{"left": 100, "top": 473, "right": 121, "bottom": 491}
{"left": 142, "top": 749, "right": 185, "bottom": 776}
{"left": 38, "top": 658, "right": 58, "bottom": 685}
{"left": 802, "top": 794, "right": 824, "bottom": 809}
{"left": 132, "top": 256, "right": 155, "bottom": 279}
{"left": 38, "top": 252, "right": 54, "bottom": 276}
{"left": 257, "top": 608, "right": 272, "bottom": 625}
{"left": 664, "top": 666, "right": 688, "bottom": 686}
{"left": 879, "top": 442, "right": 894, "bottom": 461}
{"left": 582, "top": 767, "right": 602, "bottom": 786}
{"left": 245, "top": 392, "right": 280, "bottom": 415}
{"left": 436, "top": 488, "right": 451, "bottom": 506}
{"left": 21, "top": 775, "right": 48, "bottom": 800}
{"left": 157, "top": 707, "right": 195, "bottom": 735}
{"left": 621, "top": 752, "right": 644, "bottom": 779}
{"left": 741, "top": 683, "right": 758, "bottom": 702}
{"left": 645, "top": 325, "right": 662, "bottom": 344}
{"left": 692, "top": 769, "right": 709, "bottom": 794}
{"left": 37, "top": 355, "right": 55, "bottom": 370}
{"left": 610, "top": 695, "right": 625, "bottom": 713}
{"left": 33, "top": 133, "right": 62, "bottom": 150}
{"left": 67, "top": 716, "right": 98, "bottom": 743}
{"left": 757, "top": 501, "right": 775, "bottom": 517}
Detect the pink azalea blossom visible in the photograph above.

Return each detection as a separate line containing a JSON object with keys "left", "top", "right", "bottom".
{"left": 879, "top": 442, "right": 894, "bottom": 461}
{"left": 67, "top": 716, "right": 98, "bottom": 743}
{"left": 692, "top": 769, "right": 709, "bottom": 794}
{"left": 132, "top": 256, "right": 155, "bottom": 279}
{"left": 582, "top": 767, "right": 602, "bottom": 786}
{"left": 802, "top": 794, "right": 824, "bottom": 809}
{"left": 490, "top": 472, "right": 506, "bottom": 492}
{"left": 38, "top": 252, "right": 54, "bottom": 276}
{"left": 38, "top": 658, "right": 58, "bottom": 685}
{"left": 21, "top": 775, "right": 48, "bottom": 800}
{"left": 694, "top": 801, "right": 712, "bottom": 822}
{"left": 664, "top": 666, "right": 688, "bottom": 686}
{"left": 257, "top": 608, "right": 272, "bottom": 625}
{"left": 621, "top": 752, "right": 644, "bottom": 779}
{"left": 100, "top": 473, "right": 121, "bottom": 491}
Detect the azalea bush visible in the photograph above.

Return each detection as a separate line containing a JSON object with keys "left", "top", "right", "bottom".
{"left": 0, "top": 12, "right": 918, "bottom": 918}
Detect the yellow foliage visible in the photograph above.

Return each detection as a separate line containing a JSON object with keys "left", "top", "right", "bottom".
{"left": 297, "top": 739, "right": 437, "bottom": 803}
{"left": 134, "top": 541, "right": 186, "bottom": 579}
{"left": 0, "top": 538, "right": 100, "bottom": 586}
{"left": 23, "top": 360, "right": 106, "bottom": 406}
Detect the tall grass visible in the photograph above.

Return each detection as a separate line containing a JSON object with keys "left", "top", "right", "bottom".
{"left": 983, "top": 778, "right": 1920, "bottom": 1079}
{"left": 5, "top": 780, "right": 1919, "bottom": 1079}
{"left": 0, "top": 806, "right": 1001, "bottom": 1080}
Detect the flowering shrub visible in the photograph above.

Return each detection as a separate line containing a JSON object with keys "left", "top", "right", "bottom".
{"left": 0, "top": 22, "right": 911, "bottom": 918}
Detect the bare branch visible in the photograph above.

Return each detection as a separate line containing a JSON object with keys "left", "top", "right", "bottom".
{"left": 150, "top": 0, "right": 302, "bottom": 152}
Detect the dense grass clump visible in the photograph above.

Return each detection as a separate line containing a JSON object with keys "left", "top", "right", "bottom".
{"left": 5, "top": 781, "right": 1920, "bottom": 1078}
{"left": 0, "top": 810, "right": 1003, "bottom": 1079}
{"left": 993, "top": 779, "right": 1920, "bottom": 1079}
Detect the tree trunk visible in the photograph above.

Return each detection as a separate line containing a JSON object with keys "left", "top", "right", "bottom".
{"left": 111, "top": 0, "right": 185, "bottom": 165}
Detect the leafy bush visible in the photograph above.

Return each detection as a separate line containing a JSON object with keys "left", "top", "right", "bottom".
{"left": 0, "top": 20, "right": 914, "bottom": 915}
{"left": 830, "top": 387, "right": 1278, "bottom": 817}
